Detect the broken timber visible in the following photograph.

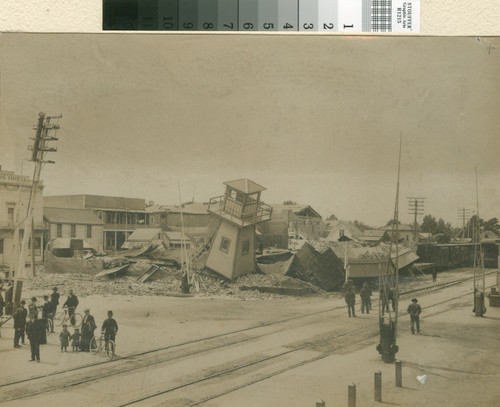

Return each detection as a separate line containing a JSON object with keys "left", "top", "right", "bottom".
{"left": 94, "top": 263, "right": 131, "bottom": 278}
{"left": 137, "top": 264, "right": 160, "bottom": 283}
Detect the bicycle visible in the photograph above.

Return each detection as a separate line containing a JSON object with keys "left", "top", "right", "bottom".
{"left": 54, "top": 307, "right": 82, "bottom": 328}
{"left": 89, "top": 333, "right": 116, "bottom": 360}
{"left": 45, "top": 316, "right": 53, "bottom": 335}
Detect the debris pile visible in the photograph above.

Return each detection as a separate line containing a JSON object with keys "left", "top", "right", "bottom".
{"left": 25, "top": 266, "right": 326, "bottom": 301}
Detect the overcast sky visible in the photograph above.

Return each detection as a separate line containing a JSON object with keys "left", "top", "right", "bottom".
{"left": 0, "top": 34, "right": 498, "bottom": 227}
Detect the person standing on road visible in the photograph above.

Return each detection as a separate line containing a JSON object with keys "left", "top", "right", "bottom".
{"left": 360, "top": 282, "right": 372, "bottom": 314}
{"left": 19, "top": 300, "right": 27, "bottom": 344}
{"left": 26, "top": 313, "right": 42, "bottom": 362}
{"left": 0, "top": 288, "right": 4, "bottom": 338}
{"left": 41, "top": 295, "right": 52, "bottom": 344}
{"left": 28, "top": 297, "right": 38, "bottom": 319}
{"left": 50, "top": 287, "right": 60, "bottom": 318}
{"left": 344, "top": 286, "right": 356, "bottom": 318}
{"left": 13, "top": 305, "right": 24, "bottom": 348}
{"left": 80, "top": 309, "right": 96, "bottom": 352}
{"left": 432, "top": 268, "right": 437, "bottom": 283}
{"left": 101, "top": 310, "right": 118, "bottom": 345}
{"left": 63, "top": 290, "right": 79, "bottom": 326}
{"left": 59, "top": 324, "right": 71, "bottom": 352}
{"left": 407, "top": 298, "right": 422, "bottom": 334}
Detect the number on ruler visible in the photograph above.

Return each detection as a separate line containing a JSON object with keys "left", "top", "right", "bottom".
{"left": 323, "top": 23, "right": 334, "bottom": 30}
{"left": 243, "top": 23, "right": 254, "bottom": 30}
{"left": 163, "top": 17, "right": 174, "bottom": 29}
{"left": 183, "top": 22, "right": 194, "bottom": 29}
{"left": 263, "top": 23, "right": 274, "bottom": 29}
{"left": 223, "top": 23, "right": 234, "bottom": 29}
{"left": 203, "top": 22, "right": 214, "bottom": 29}
{"left": 283, "top": 23, "right": 294, "bottom": 30}
{"left": 303, "top": 23, "right": 314, "bottom": 30}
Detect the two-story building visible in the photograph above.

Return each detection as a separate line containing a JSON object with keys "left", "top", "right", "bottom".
{"left": 258, "top": 204, "right": 325, "bottom": 249}
{"left": 146, "top": 202, "right": 217, "bottom": 247}
{"left": 0, "top": 166, "right": 45, "bottom": 272}
{"left": 44, "top": 194, "right": 151, "bottom": 250}
{"left": 43, "top": 207, "right": 104, "bottom": 251}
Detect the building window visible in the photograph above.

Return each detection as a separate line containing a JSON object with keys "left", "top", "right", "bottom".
{"left": 0, "top": 239, "right": 3, "bottom": 254}
{"left": 151, "top": 216, "right": 155, "bottom": 224}
{"left": 57, "top": 224, "right": 62, "bottom": 238}
{"left": 242, "top": 239, "right": 250, "bottom": 255}
{"left": 219, "top": 236, "right": 231, "bottom": 253}
{"left": 71, "top": 224, "right": 76, "bottom": 238}
{"left": 33, "top": 237, "right": 41, "bottom": 255}
{"left": 87, "top": 225, "right": 92, "bottom": 238}
{"left": 7, "top": 207, "right": 15, "bottom": 224}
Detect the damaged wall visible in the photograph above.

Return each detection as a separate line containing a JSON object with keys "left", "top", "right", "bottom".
{"left": 286, "top": 242, "right": 344, "bottom": 291}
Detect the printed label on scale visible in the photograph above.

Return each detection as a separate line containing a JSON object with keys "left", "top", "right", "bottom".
{"left": 103, "top": 0, "right": 420, "bottom": 32}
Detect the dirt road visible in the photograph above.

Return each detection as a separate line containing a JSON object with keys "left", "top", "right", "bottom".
{"left": 1, "top": 269, "right": 499, "bottom": 407}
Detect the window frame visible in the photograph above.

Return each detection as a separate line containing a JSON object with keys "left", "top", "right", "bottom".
{"left": 219, "top": 236, "right": 231, "bottom": 253}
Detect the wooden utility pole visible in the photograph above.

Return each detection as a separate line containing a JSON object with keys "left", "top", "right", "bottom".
{"left": 16, "top": 112, "right": 61, "bottom": 280}
{"left": 407, "top": 197, "right": 425, "bottom": 244}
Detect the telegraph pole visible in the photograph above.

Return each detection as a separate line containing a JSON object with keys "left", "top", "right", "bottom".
{"left": 407, "top": 197, "right": 425, "bottom": 243}
{"left": 458, "top": 208, "right": 473, "bottom": 240}
{"left": 16, "top": 112, "right": 61, "bottom": 280}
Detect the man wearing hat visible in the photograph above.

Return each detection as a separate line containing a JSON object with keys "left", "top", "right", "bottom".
{"left": 13, "top": 304, "right": 24, "bottom": 348}
{"left": 19, "top": 300, "right": 27, "bottom": 344}
{"left": 50, "top": 287, "right": 60, "bottom": 316}
{"left": 407, "top": 298, "right": 422, "bottom": 334}
{"left": 101, "top": 310, "right": 118, "bottom": 345}
{"left": 62, "top": 290, "right": 79, "bottom": 326}
{"left": 28, "top": 297, "right": 38, "bottom": 319}
{"left": 26, "top": 313, "right": 43, "bottom": 362}
{"left": 80, "top": 308, "right": 96, "bottom": 352}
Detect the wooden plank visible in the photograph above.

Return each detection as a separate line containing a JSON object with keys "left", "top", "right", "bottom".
{"left": 137, "top": 265, "right": 160, "bottom": 283}
{"left": 94, "top": 263, "right": 130, "bottom": 278}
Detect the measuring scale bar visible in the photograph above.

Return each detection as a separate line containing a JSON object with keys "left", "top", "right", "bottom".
{"left": 103, "top": 0, "right": 419, "bottom": 32}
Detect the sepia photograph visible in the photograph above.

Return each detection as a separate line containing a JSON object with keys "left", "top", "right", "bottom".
{"left": 0, "top": 33, "right": 499, "bottom": 406}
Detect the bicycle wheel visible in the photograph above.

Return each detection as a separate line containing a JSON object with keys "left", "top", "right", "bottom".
{"left": 71, "top": 313, "right": 83, "bottom": 328}
{"left": 105, "top": 341, "right": 115, "bottom": 360}
{"left": 46, "top": 319, "right": 53, "bottom": 335}
{"left": 89, "top": 336, "right": 100, "bottom": 355}
{"left": 54, "top": 311, "right": 65, "bottom": 326}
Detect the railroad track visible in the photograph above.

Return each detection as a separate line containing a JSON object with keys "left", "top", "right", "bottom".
{"left": 118, "top": 282, "right": 492, "bottom": 407}
{"left": 0, "top": 271, "right": 493, "bottom": 405}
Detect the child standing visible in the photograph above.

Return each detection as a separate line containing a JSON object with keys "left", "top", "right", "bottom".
{"left": 59, "top": 324, "right": 71, "bottom": 352}
{"left": 71, "top": 328, "right": 81, "bottom": 351}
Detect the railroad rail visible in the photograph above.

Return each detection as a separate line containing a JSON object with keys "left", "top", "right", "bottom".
{"left": 0, "top": 270, "right": 495, "bottom": 405}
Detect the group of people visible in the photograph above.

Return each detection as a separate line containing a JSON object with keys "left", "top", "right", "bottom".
{"left": 343, "top": 280, "right": 423, "bottom": 334}
{"left": 343, "top": 281, "right": 373, "bottom": 317}
{"left": 10, "top": 287, "right": 118, "bottom": 362}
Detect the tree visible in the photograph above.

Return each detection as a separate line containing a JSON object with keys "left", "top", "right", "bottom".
{"left": 353, "top": 220, "right": 372, "bottom": 232}
{"left": 435, "top": 218, "right": 452, "bottom": 242}
{"left": 421, "top": 215, "right": 438, "bottom": 233}
{"left": 283, "top": 200, "right": 297, "bottom": 205}
{"left": 385, "top": 219, "right": 401, "bottom": 227}
{"left": 327, "top": 214, "right": 338, "bottom": 221}
{"left": 484, "top": 217, "right": 499, "bottom": 232}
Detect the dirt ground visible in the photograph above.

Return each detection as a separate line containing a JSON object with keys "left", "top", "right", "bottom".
{"left": 1, "top": 268, "right": 499, "bottom": 407}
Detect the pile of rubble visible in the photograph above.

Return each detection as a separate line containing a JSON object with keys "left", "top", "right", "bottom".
{"left": 25, "top": 266, "right": 326, "bottom": 301}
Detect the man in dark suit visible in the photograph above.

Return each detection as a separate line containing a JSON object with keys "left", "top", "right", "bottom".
{"left": 26, "top": 313, "right": 43, "bottom": 362}
{"left": 63, "top": 289, "right": 79, "bottom": 326}
{"left": 19, "top": 300, "right": 27, "bottom": 344}
{"left": 80, "top": 309, "right": 96, "bottom": 351}
{"left": 50, "top": 287, "right": 60, "bottom": 314}
{"left": 13, "top": 305, "right": 24, "bottom": 347}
